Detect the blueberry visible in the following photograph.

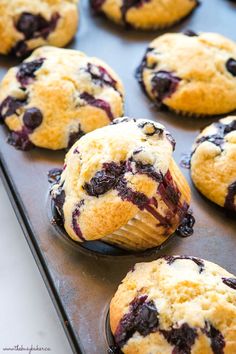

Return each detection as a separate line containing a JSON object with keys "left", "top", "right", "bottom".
{"left": 121, "top": 0, "right": 150, "bottom": 25}
{"left": 16, "top": 13, "right": 40, "bottom": 39}
{"left": 193, "top": 119, "right": 236, "bottom": 156}
{"left": 224, "top": 181, "right": 236, "bottom": 212}
{"left": 0, "top": 96, "right": 27, "bottom": 121}
{"left": 114, "top": 295, "right": 159, "bottom": 348}
{"left": 136, "top": 48, "right": 155, "bottom": 93}
{"left": 164, "top": 255, "right": 205, "bottom": 273}
{"left": 176, "top": 210, "right": 195, "bottom": 237}
{"left": 23, "top": 108, "right": 43, "bottom": 130}
{"left": 80, "top": 92, "right": 114, "bottom": 121}
{"left": 158, "top": 170, "right": 181, "bottom": 212}
{"left": 222, "top": 277, "right": 236, "bottom": 290}
{"left": 72, "top": 200, "right": 85, "bottom": 240}
{"left": 138, "top": 121, "right": 163, "bottom": 136}
{"left": 116, "top": 178, "right": 150, "bottom": 209}
{"left": 17, "top": 58, "right": 44, "bottom": 86}
{"left": 53, "top": 189, "right": 66, "bottom": 223}
{"left": 226, "top": 58, "right": 236, "bottom": 76}
{"left": 16, "top": 12, "right": 60, "bottom": 40}
{"left": 202, "top": 321, "right": 225, "bottom": 354}
{"left": 87, "top": 63, "right": 117, "bottom": 90}
{"left": 184, "top": 29, "right": 198, "bottom": 37}
{"left": 166, "top": 132, "right": 176, "bottom": 150}
{"left": 84, "top": 170, "right": 118, "bottom": 197}
{"left": 84, "top": 162, "right": 126, "bottom": 197}
{"left": 151, "top": 71, "right": 180, "bottom": 105}
{"left": 7, "top": 129, "right": 34, "bottom": 151}
{"left": 130, "top": 159, "right": 163, "bottom": 182}
{"left": 161, "top": 323, "right": 197, "bottom": 354}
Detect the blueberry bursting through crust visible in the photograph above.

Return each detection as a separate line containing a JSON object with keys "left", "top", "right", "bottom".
{"left": 112, "top": 257, "right": 226, "bottom": 354}
{"left": 12, "top": 12, "right": 60, "bottom": 57}
{"left": 136, "top": 48, "right": 181, "bottom": 109}
{"left": 0, "top": 58, "right": 45, "bottom": 150}
{"left": 192, "top": 119, "right": 236, "bottom": 212}
{"left": 90, "top": 0, "right": 151, "bottom": 27}
{"left": 114, "top": 297, "right": 225, "bottom": 354}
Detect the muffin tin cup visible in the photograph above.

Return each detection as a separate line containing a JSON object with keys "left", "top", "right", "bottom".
{"left": 0, "top": 1, "right": 236, "bottom": 353}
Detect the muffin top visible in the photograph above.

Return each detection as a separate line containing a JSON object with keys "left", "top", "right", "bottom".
{"left": 0, "top": 0, "right": 78, "bottom": 57}
{"left": 137, "top": 32, "right": 236, "bottom": 116}
{"left": 0, "top": 46, "right": 124, "bottom": 150}
{"left": 191, "top": 116, "right": 236, "bottom": 212}
{"left": 110, "top": 256, "right": 236, "bottom": 353}
{"left": 91, "top": 0, "right": 198, "bottom": 30}
{"left": 50, "top": 118, "right": 175, "bottom": 241}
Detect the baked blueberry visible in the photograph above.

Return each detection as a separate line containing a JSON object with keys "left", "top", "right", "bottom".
{"left": 0, "top": 0, "right": 78, "bottom": 57}
{"left": 16, "top": 58, "right": 45, "bottom": 86}
{"left": 23, "top": 108, "right": 43, "bottom": 129}
{"left": 110, "top": 256, "right": 236, "bottom": 353}
{"left": 226, "top": 58, "right": 236, "bottom": 76}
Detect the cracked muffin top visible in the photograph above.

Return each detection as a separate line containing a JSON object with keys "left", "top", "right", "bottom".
{"left": 0, "top": 0, "right": 78, "bottom": 57}
{"left": 191, "top": 116, "right": 236, "bottom": 212}
{"left": 0, "top": 46, "right": 124, "bottom": 150}
{"left": 137, "top": 32, "right": 236, "bottom": 116}
{"left": 110, "top": 256, "right": 236, "bottom": 353}
{"left": 50, "top": 118, "right": 179, "bottom": 243}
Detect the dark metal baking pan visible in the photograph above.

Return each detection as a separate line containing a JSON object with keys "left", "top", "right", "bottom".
{"left": 0, "top": 0, "right": 236, "bottom": 352}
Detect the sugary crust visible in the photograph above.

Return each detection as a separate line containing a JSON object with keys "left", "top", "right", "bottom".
{"left": 141, "top": 32, "right": 236, "bottom": 116}
{"left": 0, "top": 0, "right": 78, "bottom": 55}
{"left": 96, "top": 0, "right": 197, "bottom": 29}
{"left": 110, "top": 256, "right": 236, "bottom": 353}
{"left": 0, "top": 46, "right": 124, "bottom": 149}
{"left": 191, "top": 116, "right": 236, "bottom": 210}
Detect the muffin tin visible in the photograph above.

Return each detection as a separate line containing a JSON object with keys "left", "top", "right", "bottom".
{"left": 0, "top": 0, "right": 236, "bottom": 353}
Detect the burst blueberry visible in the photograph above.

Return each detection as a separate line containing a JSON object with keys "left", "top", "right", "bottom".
{"left": 16, "top": 12, "right": 60, "bottom": 40}
{"left": 161, "top": 323, "right": 198, "bottom": 354}
{"left": 151, "top": 71, "right": 180, "bottom": 105}
{"left": 114, "top": 295, "right": 159, "bottom": 348}
{"left": 23, "top": 108, "right": 43, "bottom": 130}
{"left": 17, "top": 58, "right": 45, "bottom": 86}
{"left": 226, "top": 58, "right": 236, "bottom": 76}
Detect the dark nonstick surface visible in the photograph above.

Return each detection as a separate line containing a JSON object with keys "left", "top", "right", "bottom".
{"left": 0, "top": 1, "right": 236, "bottom": 353}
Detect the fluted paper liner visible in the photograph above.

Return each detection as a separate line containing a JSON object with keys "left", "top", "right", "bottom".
{"left": 102, "top": 159, "right": 191, "bottom": 250}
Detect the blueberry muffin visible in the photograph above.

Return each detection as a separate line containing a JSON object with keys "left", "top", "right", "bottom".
{"left": 110, "top": 256, "right": 236, "bottom": 353}
{"left": 0, "top": 46, "right": 124, "bottom": 150}
{"left": 91, "top": 0, "right": 198, "bottom": 30}
{"left": 191, "top": 116, "right": 236, "bottom": 212}
{"left": 50, "top": 118, "right": 193, "bottom": 251}
{"left": 137, "top": 32, "right": 236, "bottom": 116}
{"left": 0, "top": 0, "right": 78, "bottom": 58}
